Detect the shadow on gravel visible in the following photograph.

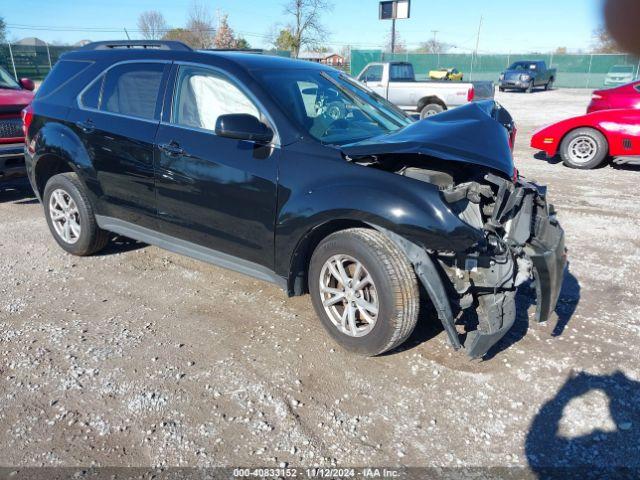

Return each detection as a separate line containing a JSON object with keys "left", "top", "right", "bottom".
{"left": 483, "top": 263, "right": 581, "bottom": 360}
{"left": 526, "top": 370, "right": 640, "bottom": 479}
{"left": 95, "top": 235, "right": 148, "bottom": 256}
{"left": 0, "top": 178, "right": 36, "bottom": 204}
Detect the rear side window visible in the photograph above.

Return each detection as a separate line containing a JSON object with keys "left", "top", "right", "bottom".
{"left": 98, "top": 63, "right": 164, "bottom": 120}
{"left": 389, "top": 64, "right": 413, "bottom": 82}
{"left": 36, "top": 60, "right": 92, "bottom": 99}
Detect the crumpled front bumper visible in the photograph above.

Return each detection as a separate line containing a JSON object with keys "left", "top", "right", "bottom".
{"left": 430, "top": 176, "right": 567, "bottom": 359}
{"left": 525, "top": 205, "right": 567, "bottom": 324}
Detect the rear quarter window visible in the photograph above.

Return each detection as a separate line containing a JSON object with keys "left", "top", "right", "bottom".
{"left": 100, "top": 63, "right": 165, "bottom": 120}
{"left": 35, "top": 60, "right": 93, "bottom": 99}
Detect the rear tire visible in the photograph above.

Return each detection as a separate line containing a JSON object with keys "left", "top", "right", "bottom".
{"left": 560, "top": 128, "right": 608, "bottom": 169}
{"left": 420, "top": 103, "right": 444, "bottom": 119}
{"left": 43, "top": 173, "right": 110, "bottom": 256}
{"left": 545, "top": 78, "right": 554, "bottom": 91}
{"left": 308, "top": 228, "right": 419, "bottom": 356}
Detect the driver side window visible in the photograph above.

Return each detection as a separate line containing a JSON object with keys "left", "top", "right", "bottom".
{"left": 172, "top": 66, "right": 260, "bottom": 132}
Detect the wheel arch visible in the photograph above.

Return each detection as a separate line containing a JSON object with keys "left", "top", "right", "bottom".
{"left": 417, "top": 95, "right": 447, "bottom": 112}
{"left": 286, "top": 218, "right": 373, "bottom": 296}
{"left": 33, "top": 153, "right": 77, "bottom": 198}
{"left": 31, "top": 122, "right": 94, "bottom": 198}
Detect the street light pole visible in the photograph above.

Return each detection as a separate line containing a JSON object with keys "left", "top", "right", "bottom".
{"left": 391, "top": 18, "right": 396, "bottom": 54}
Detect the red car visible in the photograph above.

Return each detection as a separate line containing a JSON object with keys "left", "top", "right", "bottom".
{"left": 0, "top": 66, "right": 35, "bottom": 181}
{"left": 531, "top": 108, "right": 640, "bottom": 169}
{"left": 587, "top": 80, "right": 640, "bottom": 113}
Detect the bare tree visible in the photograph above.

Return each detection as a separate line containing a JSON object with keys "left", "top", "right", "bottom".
{"left": 282, "top": 0, "right": 333, "bottom": 57}
{"left": 417, "top": 39, "right": 448, "bottom": 54}
{"left": 138, "top": 11, "right": 168, "bottom": 40}
{"left": 592, "top": 27, "right": 622, "bottom": 53}
{"left": 385, "top": 31, "right": 406, "bottom": 53}
{"left": 186, "top": 1, "right": 216, "bottom": 49}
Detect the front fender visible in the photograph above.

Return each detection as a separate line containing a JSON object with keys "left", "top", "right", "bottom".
{"left": 274, "top": 157, "right": 483, "bottom": 278}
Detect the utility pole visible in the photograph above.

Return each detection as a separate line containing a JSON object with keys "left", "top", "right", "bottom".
{"left": 431, "top": 30, "right": 440, "bottom": 66}
{"left": 470, "top": 15, "right": 483, "bottom": 81}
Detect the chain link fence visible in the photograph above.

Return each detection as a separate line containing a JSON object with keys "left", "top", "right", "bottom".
{"left": 350, "top": 50, "right": 640, "bottom": 89}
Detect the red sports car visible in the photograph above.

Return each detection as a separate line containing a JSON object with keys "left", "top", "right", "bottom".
{"left": 587, "top": 80, "right": 640, "bottom": 113}
{"left": 531, "top": 108, "right": 640, "bottom": 169}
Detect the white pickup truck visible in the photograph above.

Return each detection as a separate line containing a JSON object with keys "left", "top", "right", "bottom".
{"left": 357, "top": 61, "right": 495, "bottom": 118}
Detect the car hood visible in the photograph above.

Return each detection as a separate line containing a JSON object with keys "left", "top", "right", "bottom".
{"left": 0, "top": 88, "right": 34, "bottom": 112}
{"left": 341, "top": 101, "right": 515, "bottom": 178}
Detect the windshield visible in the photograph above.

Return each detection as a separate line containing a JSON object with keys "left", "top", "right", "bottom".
{"left": 0, "top": 66, "right": 20, "bottom": 89}
{"left": 610, "top": 66, "right": 634, "bottom": 73}
{"left": 508, "top": 62, "right": 537, "bottom": 71}
{"left": 255, "top": 69, "right": 413, "bottom": 145}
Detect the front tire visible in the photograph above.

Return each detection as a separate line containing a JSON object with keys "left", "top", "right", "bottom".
{"left": 309, "top": 229, "right": 419, "bottom": 356}
{"left": 560, "top": 128, "right": 608, "bottom": 169}
{"left": 525, "top": 82, "right": 534, "bottom": 93}
{"left": 43, "top": 173, "right": 110, "bottom": 256}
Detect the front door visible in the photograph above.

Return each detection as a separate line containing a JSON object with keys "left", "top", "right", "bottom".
{"left": 68, "top": 61, "right": 169, "bottom": 228}
{"left": 154, "top": 65, "right": 279, "bottom": 269}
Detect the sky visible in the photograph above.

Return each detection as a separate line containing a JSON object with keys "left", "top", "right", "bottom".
{"left": 2, "top": 0, "right": 605, "bottom": 54}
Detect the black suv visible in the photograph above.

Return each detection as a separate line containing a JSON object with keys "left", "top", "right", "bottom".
{"left": 25, "top": 41, "right": 566, "bottom": 358}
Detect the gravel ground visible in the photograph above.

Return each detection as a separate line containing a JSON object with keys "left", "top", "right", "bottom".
{"left": 1, "top": 88, "right": 639, "bottom": 473}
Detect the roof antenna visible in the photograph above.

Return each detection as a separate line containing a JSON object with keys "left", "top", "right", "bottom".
{"left": 124, "top": 28, "right": 131, "bottom": 40}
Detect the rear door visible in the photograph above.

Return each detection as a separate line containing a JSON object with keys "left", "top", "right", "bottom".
{"left": 153, "top": 64, "right": 279, "bottom": 269}
{"left": 68, "top": 61, "right": 170, "bottom": 228}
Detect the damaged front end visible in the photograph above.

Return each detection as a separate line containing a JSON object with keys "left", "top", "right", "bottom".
{"left": 435, "top": 173, "right": 567, "bottom": 358}
{"left": 342, "top": 101, "right": 566, "bottom": 358}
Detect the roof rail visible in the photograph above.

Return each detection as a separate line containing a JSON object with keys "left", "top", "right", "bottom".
{"left": 201, "top": 48, "right": 265, "bottom": 54}
{"left": 80, "top": 40, "right": 192, "bottom": 52}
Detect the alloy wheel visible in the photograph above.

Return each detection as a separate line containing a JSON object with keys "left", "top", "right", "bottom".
{"left": 568, "top": 136, "right": 598, "bottom": 164}
{"left": 319, "top": 254, "right": 379, "bottom": 337}
{"left": 49, "top": 188, "right": 81, "bottom": 244}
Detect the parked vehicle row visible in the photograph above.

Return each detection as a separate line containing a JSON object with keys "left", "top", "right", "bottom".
{"left": 22, "top": 40, "right": 565, "bottom": 359}
{"left": 0, "top": 66, "right": 34, "bottom": 181}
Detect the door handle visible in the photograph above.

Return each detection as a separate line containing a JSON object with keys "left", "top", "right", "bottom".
{"left": 159, "top": 141, "right": 185, "bottom": 157}
{"left": 75, "top": 120, "right": 95, "bottom": 134}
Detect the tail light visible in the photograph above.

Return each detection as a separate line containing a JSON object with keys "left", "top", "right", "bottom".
{"left": 591, "top": 94, "right": 603, "bottom": 100}
{"left": 21, "top": 105, "right": 33, "bottom": 140}
{"left": 467, "top": 87, "right": 475, "bottom": 102}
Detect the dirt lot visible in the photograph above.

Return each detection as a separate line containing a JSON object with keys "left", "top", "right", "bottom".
{"left": 1, "top": 88, "right": 640, "bottom": 474}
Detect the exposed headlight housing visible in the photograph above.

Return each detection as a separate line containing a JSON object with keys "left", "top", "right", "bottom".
{"left": 520, "top": 74, "right": 531, "bottom": 81}
{"left": 499, "top": 73, "right": 505, "bottom": 81}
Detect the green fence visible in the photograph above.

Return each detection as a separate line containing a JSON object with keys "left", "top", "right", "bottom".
{"left": 0, "top": 43, "right": 292, "bottom": 81}
{"left": 350, "top": 50, "right": 640, "bottom": 88}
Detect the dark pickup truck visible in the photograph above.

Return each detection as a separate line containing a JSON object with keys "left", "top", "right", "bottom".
{"left": 499, "top": 61, "right": 556, "bottom": 93}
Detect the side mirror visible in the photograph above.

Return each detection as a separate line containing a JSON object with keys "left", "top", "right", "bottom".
{"left": 215, "top": 114, "right": 273, "bottom": 144}
{"left": 20, "top": 78, "right": 35, "bottom": 91}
